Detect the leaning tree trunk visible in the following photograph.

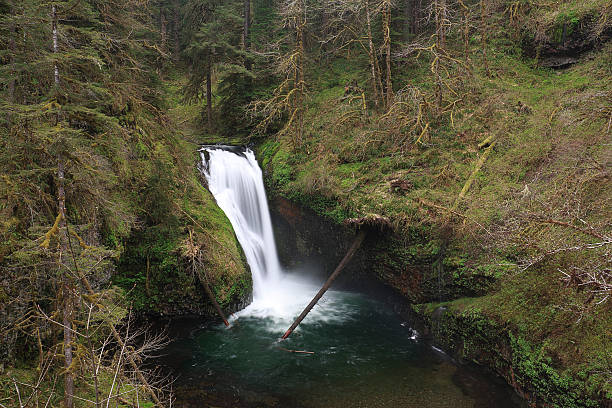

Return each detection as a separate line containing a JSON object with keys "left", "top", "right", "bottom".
{"left": 282, "top": 230, "right": 366, "bottom": 339}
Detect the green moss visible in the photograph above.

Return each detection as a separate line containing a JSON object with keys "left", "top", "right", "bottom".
{"left": 249, "top": 28, "right": 611, "bottom": 406}
{"left": 114, "top": 144, "right": 252, "bottom": 315}
{"left": 1, "top": 364, "right": 155, "bottom": 408}
{"left": 508, "top": 332, "right": 601, "bottom": 407}
{"left": 270, "top": 147, "right": 294, "bottom": 189}
{"left": 413, "top": 300, "right": 605, "bottom": 407}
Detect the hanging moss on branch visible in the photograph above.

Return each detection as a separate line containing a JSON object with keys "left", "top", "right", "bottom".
{"left": 39, "top": 213, "right": 63, "bottom": 249}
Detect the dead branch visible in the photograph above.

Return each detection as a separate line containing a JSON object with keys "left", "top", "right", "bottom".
{"left": 277, "top": 347, "right": 315, "bottom": 354}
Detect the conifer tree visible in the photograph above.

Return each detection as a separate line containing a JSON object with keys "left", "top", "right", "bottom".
{"left": 0, "top": 0, "right": 171, "bottom": 405}
{"left": 182, "top": 0, "right": 246, "bottom": 128}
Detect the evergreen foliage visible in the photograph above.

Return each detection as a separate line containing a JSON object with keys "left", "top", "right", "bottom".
{"left": 181, "top": 0, "right": 251, "bottom": 129}
{"left": 0, "top": 0, "right": 610, "bottom": 406}
{"left": 0, "top": 0, "right": 250, "bottom": 405}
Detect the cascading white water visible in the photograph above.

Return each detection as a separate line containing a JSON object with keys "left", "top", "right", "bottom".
{"left": 201, "top": 147, "right": 282, "bottom": 300}
{"left": 200, "top": 146, "right": 350, "bottom": 328}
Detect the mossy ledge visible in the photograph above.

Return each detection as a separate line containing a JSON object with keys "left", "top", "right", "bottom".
{"left": 113, "top": 146, "right": 252, "bottom": 318}
{"left": 411, "top": 301, "right": 608, "bottom": 408}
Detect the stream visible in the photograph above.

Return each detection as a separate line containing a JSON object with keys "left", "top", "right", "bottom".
{"left": 156, "top": 146, "right": 525, "bottom": 407}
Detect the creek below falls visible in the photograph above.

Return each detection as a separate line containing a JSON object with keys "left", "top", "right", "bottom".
{"left": 154, "top": 146, "right": 525, "bottom": 407}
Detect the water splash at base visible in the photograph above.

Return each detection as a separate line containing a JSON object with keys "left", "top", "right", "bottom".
{"left": 200, "top": 147, "right": 352, "bottom": 330}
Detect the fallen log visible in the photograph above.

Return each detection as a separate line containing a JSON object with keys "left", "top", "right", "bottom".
{"left": 477, "top": 134, "right": 496, "bottom": 149}
{"left": 186, "top": 228, "right": 230, "bottom": 327}
{"left": 277, "top": 347, "right": 315, "bottom": 354}
{"left": 198, "top": 270, "right": 231, "bottom": 327}
{"left": 451, "top": 141, "right": 496, "bottom": 213}
{"left": 281, "top": 230, "right": 367, "bottom": 340}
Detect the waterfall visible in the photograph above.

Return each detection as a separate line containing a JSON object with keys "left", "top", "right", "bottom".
{"left": 200, "top": 146, "right": 347, "bottom": 328}
{"left": 200, "top": 147, "right": 282, "bottom": 300}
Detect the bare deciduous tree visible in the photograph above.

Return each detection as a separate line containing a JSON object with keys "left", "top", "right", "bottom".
{"left": 250, "top": 0, "right": 307, "bottom": 148}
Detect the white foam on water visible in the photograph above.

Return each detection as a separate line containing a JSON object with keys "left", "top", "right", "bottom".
{"left": 201, "top": 147, "right": 353, "bottom": 332}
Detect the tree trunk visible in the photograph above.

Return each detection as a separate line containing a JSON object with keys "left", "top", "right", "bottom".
{"left": 366, "top": 0, "right": 382, "bottom": 108}
{"left": 480, "top": 0, "right": 491, "bottom": 77}
{"left": 441, "top": 0, "right": 447, "bottom": 49}
{"left": 415, "top": 0, "right": 421, "bottom": 35}
{"left": 451, "top": 141, "right": 496, "bottom": 212}
{"left": 145, "top": 254, "right": 151, "bottom": 296}
{"left": 76, "top": 273, "right": 162, "bottom": 406}
{"left": 282, "top": 230, "right": 366, "bottom": 340}
{"left": 288, "top": 0, "right": 306, "bottom": 148}
{"left": 404, "top": 0, "right": 412, "bottom": 39}
{"left": 62, "top": 274, "right": 74, "bottom": 408}
{"left": 296, "top": 8, "right": 305, "bottom": 147}
{"left": 173, "top": 0, "right": 180, "bottom": 60}
{"left": 52, "top": 5, "right": 60, "bottom": 87}
{"left": 206, "top": 64, "right": 212, "bottom": 127}
{"left": 243, "top": 0, "right": 250, "bottom": 50}
{"left": 383, "top": 1, "right": 393, "bottom": 109}
{"left": 6, "top": 4, "right": 16, "bottom": 127}
{"left": 160, "top": 10, "right": 168, "bottom": 51}
{"left": 59, "top": 157, "right": 74, "bottom": 408}
{"left": 411, "top": 0, "right": 419, "bottom": 35}
{"left": 199, "top": 270, "right": 230, "bottom": 327}
{"left": 53, "top": 5, "right": 74, "bottom": 407}
{"left": 435, "top": 56, "right": 442, "bottom": 109}
{"left": 243, "top": 0, "right": 251, "bottom": 69}
{"left": 58, "top": 156, "right": 74, "bottom": 408}
{"left": 434, "top": 0, "right": 445, "bottom": 110}
{"left": 8, "top": 15, "right": 15, "bottom": 103}
{"left": 458, "top": 0, "right": 470, "bottom": 64}
{"left": 435, "top": 0, "right": 446, "bottom": 50}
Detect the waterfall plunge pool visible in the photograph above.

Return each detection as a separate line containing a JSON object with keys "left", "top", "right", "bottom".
{"left": 156, "top": 279, "right": 524, "bottom": 408}
{"left": 154, "top": 146, "right": 525, "bottom": 407}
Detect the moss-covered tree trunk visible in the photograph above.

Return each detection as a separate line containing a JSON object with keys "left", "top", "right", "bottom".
{"left": 52, "top": 4, "right": 74, "bottom": 406}
{"left": 173, "top": 0, "right": 180, "bottom": 60}
{"left": 206, "top": 63, "right": 213, "bottom": 127}
{"left": 243, "top": 0, "right": 250, "bottom": 51}
{"left": 382, "top": 0, "right": 393, "bottom": 109}
{"left": 296, "top": 9, "right": 305, "bottom": 147}
{"left": 480, "top": 0, "right": 490, "bottom": 77}
{"left": 366, "top": 0, "right": 383, "bottom": 108}
{"left": 161, "top": 10, "right": 168, "bottom": 51}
